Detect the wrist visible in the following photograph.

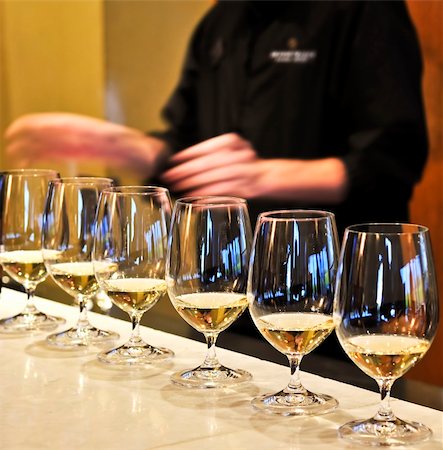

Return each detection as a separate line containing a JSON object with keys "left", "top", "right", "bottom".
{"left": 109, "top": 128, "right": 169, "bottom": 178}
{"left": 256, "top": 158, "right": 349, "bottom": 204}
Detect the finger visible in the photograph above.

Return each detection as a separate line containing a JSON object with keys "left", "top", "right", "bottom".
{"left": 4, "top": 115, "right": 33, "bottom": 141}
{"left": 162, "top": 147, "right": 256, "bottom": 184}
{"left": 5, "top": 112, "right": 97, "bottom": 142}
{"left": 168, "top": 164, "right": 246, "bottom": 192}
{"left": 182, "top": 179, "right": 247, "bottom": 197}
{"left": 169, "top": 133, "right": 247, "bottom": 164}
{"left": 7, "top": 135, "right": 79, "bottom": 161}
{"left": 5, "top": 113, "right": 50, "bottom": 141}
{"left": 5, "top": 140, "right": 35, "bottom": 158}
{"left": 13, "top": 157, "right": 32, "bottom": 168}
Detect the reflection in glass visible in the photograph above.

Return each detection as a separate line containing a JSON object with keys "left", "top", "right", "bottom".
{"left": 0, "top": 169, "right": 65, "bottom": 332}
{"left": 43, "top": 177, "right": 118, "bottom": 347}
{"left": 167, "top": 196, "right": 252, "bottom": 388}
{"left": 248, "top": 210, "right": 339, "bottom": 415}
{"left": 334, "top": 223, "right": 439, "bottom": 445}
{"left": 93, "top": 186, "right": 174, "bottom": 365}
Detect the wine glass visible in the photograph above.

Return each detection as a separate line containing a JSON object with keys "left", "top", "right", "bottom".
{"left": 0, "top": 169, "right": 65, "bottom": 332}
{"left": 334, "top": 223, "right": 439, "bottom": 446}
{"left": 93, "top": 186, "right": 174, "bottom": 365}
{"left": 248, "top": 210, "right": 339, "bottom": 415}
{"left": 42, "top": 177, "right": 119, "bottom": 347}
{"left": 166, "top": 196, "right": 252, "bottom": 388}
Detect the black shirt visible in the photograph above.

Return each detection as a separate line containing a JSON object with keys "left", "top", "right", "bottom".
{"left": 154, "top": 0, "right": 428, "bottom": 236}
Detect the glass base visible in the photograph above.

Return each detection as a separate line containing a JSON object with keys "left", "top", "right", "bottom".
{"left": 46, "top": 326, "right": 119, "bottom": 348}
{"left": 251, "top": 388, "right": 338, "bottom": 416}
{"left": 171, "top": 365, "right": 252, "bottom": 389}
{"left": 97, "top": 342, "right": 174, "bottom": 366}
{"left": 0, "top": 311, "right": 65, "bottom": 333}
{"left": 338, "top": 416, "right": 432, "bottom": 446}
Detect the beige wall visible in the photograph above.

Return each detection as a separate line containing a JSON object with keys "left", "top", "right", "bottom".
{"left": 406, "top": 0, "right": 443, "bottom": 387}
{"left": 0, "top": 0, "right": 210, "bottom": 302}
{"left": 104, "top": 0, "right": 211, "bottom": 184}
{"left": 2, "top": 0, "right": 105, "bottom": 119}
{"left": 0, "top": 1, "right": 7, "bottom": 169}
{"left": 0, "top": 0, "right": 106, "bottom": 175}
{"left": 105, "top": 0, "right": 210, "bottom": 132}
{"left": 0, "top": 0, "right": 210, "bottom": 177}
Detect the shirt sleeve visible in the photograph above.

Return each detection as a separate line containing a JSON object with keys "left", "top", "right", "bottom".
{"left": 339, "top": 1, "right": 428, "bottom": 206}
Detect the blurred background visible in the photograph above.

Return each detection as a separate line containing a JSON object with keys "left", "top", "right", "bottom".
{"left": 0, "top": 0, "right": 442, "bottom": 389}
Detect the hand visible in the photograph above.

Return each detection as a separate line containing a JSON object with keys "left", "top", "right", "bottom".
{"left": 160, "top": 133, "right": 266, "bottom": 198}
{"left": 5, "top": 113, "right": 167, "bottom": 177}
{"left": 161, "top": 132, "right": 349, "bottom": 203}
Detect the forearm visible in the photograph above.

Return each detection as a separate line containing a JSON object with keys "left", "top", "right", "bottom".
{"left": 256, "top": 157, "right": 349, "bottom": 204}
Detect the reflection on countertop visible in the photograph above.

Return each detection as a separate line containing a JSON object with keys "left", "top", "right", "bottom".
{"left": 12, "top": 280, "right": 441, "bottom": 412}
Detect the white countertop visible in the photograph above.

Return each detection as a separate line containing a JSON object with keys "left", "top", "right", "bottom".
{"left": 0, "top": 288, "right": 441, "bottom": 450}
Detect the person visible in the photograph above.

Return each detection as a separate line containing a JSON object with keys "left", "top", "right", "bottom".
{"left": 4, "top": 1, "right": 428, "bottom": 353}
{"left": 5, "top": 1, "right": 427, "bottom": 234}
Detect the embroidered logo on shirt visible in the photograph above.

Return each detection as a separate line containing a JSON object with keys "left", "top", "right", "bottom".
{"left": 270, "top": 49, "right": 317, "bottom": 64}
{"left": 270, "top": 36, "right": 316, "bottom": 64}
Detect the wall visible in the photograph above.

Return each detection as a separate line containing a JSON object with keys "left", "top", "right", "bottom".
{"left": 0, "top": 0, "right": 210, "bottom": 175}
{"left": 0, "top": 0, "right": 105, "bottom": 175}
{"left": 0, "top": 0, "right": 210, "bottom": 309}
{"left": 0, "top": 1, "right": 7, "bottom": 169}
{"left": 104, "top": 0, "right": 210, "bottom": 131}
{"left": 407, "top": 0, "right": 443, "bottom": 387}
{"left": 103, "top": 0, "right": 210, "bottom": 184}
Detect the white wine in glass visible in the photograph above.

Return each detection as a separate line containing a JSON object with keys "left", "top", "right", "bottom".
{"left": 248, "top": 210, "right": 339, "bottom": 415}
{"left": 334, "top": 223, "right": 439, "bottom": 446}
{"left": 93, "top": 186, "right": 174, "bottom": 365}
{"left": 0, "top": 169, "right": 65, "bottom": 332}
{"left": 173, "top": 292, "right": 247, "bottom": 334}
{"left": 104, "top": 278, "right": 167, "bottom": 316}
{"left": 167, "top": 196, "right": 252, "bottom": 388}
{"left": 43, "top": 177, "right": 119, "bottom": 347}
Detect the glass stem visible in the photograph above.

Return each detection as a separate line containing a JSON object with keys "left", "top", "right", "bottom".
{"left": 284, "top": 354, "right": 306, "bottom": 394}
{"left": 22, "top": 287, "right": 39, "bottom": 315}
{"left": 375, "top": 378, "right": 395, "bottom": 421}
{"left": 202, "top": 333, "right": 220, "bottom": 369}
{"left": 76, "top": 294, "right": 90, "bottom": 330}
{"left": 127, "top": 313, "right": 143, "bottom": 347}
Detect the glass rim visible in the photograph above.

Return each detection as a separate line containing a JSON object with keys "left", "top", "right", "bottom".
{"left": 102, "top": 185, "right": 169, "bottom": 196}
{"left": 345, "top": 222, "right": 429, "bottom": 235}
{"left": 2, "top": 168, "right": 58, "bottom": 176}
{"left": 258, "top": 209, "right": 335, "bottom": 222}
{"left": 50, "top": 176, "right": 114, "bottom": 185}
{"left": 175, "top": 195, "right": 247, "bottom": 207}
